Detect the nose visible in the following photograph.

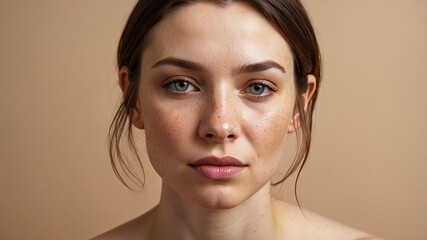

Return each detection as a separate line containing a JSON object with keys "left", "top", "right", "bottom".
{"left": 198, "top": 87, "right": 241, "bottom": 143}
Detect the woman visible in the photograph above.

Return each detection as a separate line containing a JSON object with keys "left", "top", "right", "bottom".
{"left": 95, "top": 0, "right": 383, "bottom": 239}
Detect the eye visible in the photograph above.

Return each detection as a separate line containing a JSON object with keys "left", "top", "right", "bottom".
{"left": 244, "top": 80, "right": 277, "bottom": 99}
{"left": 165, "top": 79, "right": 197, "bottom": 92}
{"left": 249, "top": 84, "right": 268, "bottom": 95}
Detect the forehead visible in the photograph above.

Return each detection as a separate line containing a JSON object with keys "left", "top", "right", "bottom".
{"left": 143, "top": 1, "right": 293, "bottom": 73}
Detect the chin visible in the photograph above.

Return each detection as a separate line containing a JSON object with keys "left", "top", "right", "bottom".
{"left": 186, "top": 185, "right": 248, "bottom": 210}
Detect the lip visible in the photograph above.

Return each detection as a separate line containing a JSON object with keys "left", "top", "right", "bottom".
{"left": 189, "top": 156, "right": 247, "bottom": 179}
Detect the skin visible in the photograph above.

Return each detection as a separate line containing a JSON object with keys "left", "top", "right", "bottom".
{"left": 94, "top": 2, "right": 383, "bottom": 240}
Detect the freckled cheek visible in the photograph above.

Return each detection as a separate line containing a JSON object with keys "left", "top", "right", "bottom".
{"left": 142, "top": 103, "right": 193, "bottom": 158}
{"left": 248, "top": 110, "right": 290, "bottom": 160}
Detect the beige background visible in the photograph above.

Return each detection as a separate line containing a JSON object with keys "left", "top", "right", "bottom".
{"left": 0, "top": 0, "right": 426, "bottom": 239}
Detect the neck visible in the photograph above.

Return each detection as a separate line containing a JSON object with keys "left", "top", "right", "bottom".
{"left": 151, "top": 181, "right": 281, "bottom": 240}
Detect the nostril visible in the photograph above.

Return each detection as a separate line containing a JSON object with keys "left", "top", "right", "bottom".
{"left": 227, "top": 134, "right": 234, "bottom": 138}
{"left": 207, "top": 133, "right": 214, "bottom": 137}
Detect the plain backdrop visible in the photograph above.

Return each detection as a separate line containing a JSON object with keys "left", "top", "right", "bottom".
{"left": 0, "top": 0, "right": 426, "bottom": 239}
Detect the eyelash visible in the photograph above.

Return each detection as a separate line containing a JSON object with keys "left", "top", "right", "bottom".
{"left": 162, "top": 78, "right": 277, "bottom": 100}
{"left": 244, "top": 80, "right": 277, "bottom": 100}
{"left": 162, "top": 78, "right": 199, "bottom": 96}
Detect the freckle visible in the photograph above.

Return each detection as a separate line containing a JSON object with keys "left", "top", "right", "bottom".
{"left": 253, "top": 230, "right": 257, "bottom": 233}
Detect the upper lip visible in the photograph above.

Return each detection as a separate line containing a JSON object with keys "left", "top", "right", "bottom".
{"left": 190, "top": 156, "right": 246, "bottom": 167}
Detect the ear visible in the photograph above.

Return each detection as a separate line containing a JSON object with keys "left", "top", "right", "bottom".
{"left": 288, "top": 74, "right": 317, "bottom": 133}
{"left": 118, "top": 66, "right": 144, "bottom": 130}
{"left": 118, "top": 66, "right": 130, "bottom": 95}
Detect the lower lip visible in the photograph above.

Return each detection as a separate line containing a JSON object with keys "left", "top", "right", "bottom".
{"left": 191, "top": 165, "right": 245, "bottom": 179}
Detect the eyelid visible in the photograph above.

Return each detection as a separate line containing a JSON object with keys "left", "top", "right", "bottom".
{"left": 243, "top": 80, "right": 278, "bottom": 93}
{"left": 162, "top": 76, "right": 195, "bottom": 85}
{"left": 249, "top": 80, "right": 278, "bottom": 91}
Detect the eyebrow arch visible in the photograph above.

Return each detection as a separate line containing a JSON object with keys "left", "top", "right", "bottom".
{"left": 151, "top": 57, "right": 286, "bottom": 75}
{"left": 234, "top": 60, "right": 286, "bottom": 75}
{"left": 151, "top": 57, "right": 207, "bottom": 72}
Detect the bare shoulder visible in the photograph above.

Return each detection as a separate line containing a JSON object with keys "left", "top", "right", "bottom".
{"left": 90, "top": 206, "right": 157, "bottom": 240}
{"left": 271, "top": 198, "right": 385, "bottom": 240}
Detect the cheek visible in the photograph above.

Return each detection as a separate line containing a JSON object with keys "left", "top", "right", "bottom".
{"left": 255, "top": 113, "right": 290, "bottom": 157}
{"left": 140, "top": 102, "right": 194, "bottom": 181}
{"left": 243, "top": 100, "right": 294, "bottom": 169}
{"left": 141, "top": 98, "right": 194, "bottom": 160}
{"left": 250, "top": 111, "right": 289, "bottom": 144}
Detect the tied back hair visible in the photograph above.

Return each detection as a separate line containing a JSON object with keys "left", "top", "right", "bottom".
{"left": 109, "top": 0, "right": 322, "bottom": 210}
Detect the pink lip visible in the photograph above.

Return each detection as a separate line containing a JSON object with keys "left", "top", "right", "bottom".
{"left": 190, "top": 156, "right": 246, "bottom": 179}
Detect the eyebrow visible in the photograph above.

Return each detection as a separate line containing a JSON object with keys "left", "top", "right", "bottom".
{"left": 234, "top": 60, "right": 286, "bottom": 75}
{"left": 151, "top": 57, "right": 286, "bottom": 75}
{"left": 151, "top": 57, "right": 207, "bottom": 72}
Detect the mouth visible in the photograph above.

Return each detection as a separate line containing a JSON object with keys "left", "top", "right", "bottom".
{"left": 189, "top": 156, "right": 247, "bottom": 179}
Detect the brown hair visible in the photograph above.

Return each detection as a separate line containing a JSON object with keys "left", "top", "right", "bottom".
{"left": 109, "top": 0, "right": 321, "bottom": 207}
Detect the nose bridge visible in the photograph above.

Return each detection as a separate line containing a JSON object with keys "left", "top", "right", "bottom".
{"left": 212, "top": 84, "right": 232, "bottom": 118}
{"left": 199, "top": 82, "right": 240, "bottom": 142}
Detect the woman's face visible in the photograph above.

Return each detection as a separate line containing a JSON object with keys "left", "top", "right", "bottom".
{"left": 135, "top": 2, "right": 296, "bottom": 209}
